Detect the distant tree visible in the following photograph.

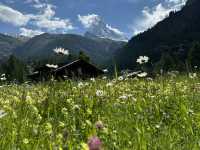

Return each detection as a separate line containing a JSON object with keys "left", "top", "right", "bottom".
{"left": 78, "top": 51, "right": 90, "bottom": 62}
{"left": 1, "top": 55, "right": 27, "bottom": 83}
{"left": 187, "top": 41, "right": 200, "bottom": 69}
{"left": 154, "top": 52, "right": 176, "bottom": 72}
{"left": 169, "top": 11, "right": 176, "bottom": 17}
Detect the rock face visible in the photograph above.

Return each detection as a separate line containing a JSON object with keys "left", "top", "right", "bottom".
{"left": 114, "top": 0, "right": 200, "bottom": 70}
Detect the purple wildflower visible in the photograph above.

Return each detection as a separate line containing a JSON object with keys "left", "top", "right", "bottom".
{"left": 87, "top": 136, "right": 102, "bottom": 150}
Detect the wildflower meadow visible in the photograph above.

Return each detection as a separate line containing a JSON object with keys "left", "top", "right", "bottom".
{"left": 0, "top": 73, "right": 200, "bottom": 149}
{"left": 1, "top": 0, "right": 200, "bottom": 149}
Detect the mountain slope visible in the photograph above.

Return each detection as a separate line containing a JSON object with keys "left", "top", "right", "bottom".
{"left": 115, "top": 0, "right": 200, "bottom": 70}
{"left": 0, "top": 34, "right": 23, "bottom": 62}
{"left": 14, "top": 33, "right": 126, "bottom": 65}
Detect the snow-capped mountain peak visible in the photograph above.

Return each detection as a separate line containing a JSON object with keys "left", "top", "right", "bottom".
{"left": 78, "top": 14, "right": 127, "bottom": 41}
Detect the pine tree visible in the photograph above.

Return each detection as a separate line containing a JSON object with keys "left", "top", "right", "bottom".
{"left": 1, "top": 55, "right": 27, "bottom": 83}
{"left": 188, "top": 41, "right": 200, "bottom": 69}
{"left": 78, "top": 51, "right": 90, "bottom": 62}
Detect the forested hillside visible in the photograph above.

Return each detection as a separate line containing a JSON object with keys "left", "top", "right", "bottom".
{"left": 115, "top": 0, "right": 200, "bottom": 72}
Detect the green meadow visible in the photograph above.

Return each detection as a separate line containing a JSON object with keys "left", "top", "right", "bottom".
{"left": 0, "top": 74, "right": 200, "bottom": 150}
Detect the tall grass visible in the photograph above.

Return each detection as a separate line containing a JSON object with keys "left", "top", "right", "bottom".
{"left": 0, "top": 75, "right": 200, "bottom": 149}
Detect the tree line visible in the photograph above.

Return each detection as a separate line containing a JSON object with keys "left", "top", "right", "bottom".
{"left": 0, "top": 51, "right": 90, "bottom": 83}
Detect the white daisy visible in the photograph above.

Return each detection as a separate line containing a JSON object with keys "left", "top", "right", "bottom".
{"left": 78, "top": 82, "right": 84, "bottom": 88}
{"left": 0, "top": 77, "right": 6, "bottom": 81}
{"left": 189, "top": 73, "right": 197, "bottom": 79}
{"left": 126, "top": 71, "right": 140, "bottom": 78}
{"left": 118, "top": 76, "right": 124, "bottom": 81}
{"left": 137, "top": 72, "right": 148, "bottom": 78}
{"left": 136, "top": 56, "right": 149, "bottom": 64}
{"left": 102, "top": 76, "right": 107, "bottom": 80}
{"left": 106, "top": 82, "right": 113, "bottom": 87}
{"left": 119, "top": 95, "right": 128, "bottom": 100}
{"left": 103, "top": 69, "right": 108, "bottom": 73}
{"left": 0, "top": 110, "right": 7, "bottom": 118}
{"left": 96, "top": 90, "right": 104, "bottom": 97}
{"left": 90, "top": 78, "right": 95, "bottom": 82}
{"left": 53, "top": 47, "right": 69, "bottom": 56}
{"left": 46, "top": 64, "right": 58, "bottom": 69}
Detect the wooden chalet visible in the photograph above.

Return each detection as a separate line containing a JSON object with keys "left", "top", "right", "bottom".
{"left": 27, "top": 65, "right": 55, "bottom": 81}
{"left": 54, "top": 59, "right": 104, "bottom": 80}
{"left": 28, "top": 59, "right": 104, "bottom": 81}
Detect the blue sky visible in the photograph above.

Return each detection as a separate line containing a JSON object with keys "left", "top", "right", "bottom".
{"left": 0, "top": 0, "right": 186, "bottom": 39}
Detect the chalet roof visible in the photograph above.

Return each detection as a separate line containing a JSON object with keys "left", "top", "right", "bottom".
{"left": 28, "top": 59, "right": 104, "bottom": 80}
{"left": 54, "top": 59, "right": 104, "bottom": 73}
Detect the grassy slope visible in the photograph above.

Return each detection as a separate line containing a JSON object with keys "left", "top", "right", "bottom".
{"left": 0, "top": 75, "right": 200, "bottom": 149}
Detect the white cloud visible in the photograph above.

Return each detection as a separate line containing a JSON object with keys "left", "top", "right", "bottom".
{"left": 78, "top": 14, "right": 101, "bottom": 28}
{"left": 0, "top": 4, "right": 31, "bottom": 26}
{"left": 19, "top": 27, "right": 44, "bottom": 37}
{"left": 166, "top": 0, "right": 186, "bottom": 4}
{"left": 165, "top": 0, "right": 187, "bottom": 9}
{"left": 24, "top": 0, "right": 41, "bottom": 4}
{"left": 24, "top": 0, "right": 45, "bottom": 9}
{"left": 133, "top": 4, "right": 171, "bottom": 35}
{"left": 0, "top": 3, "right": 74, "bottom": 34}
{"left": 106, "top": 24, "right": 124, "bottom": 36}
{"left": 35, "top": 18, "right": 73, "bottom": 32}
{"left": 39, "top": 4, "right": 56, "bottom": 19}
{"left": 33, "top": 4, "right": 74, "bottom": 32}
{"left": 4, "top": 0, "right": 15, "bottom": 4}
{"left": 132, "top": 0, "right": 187, "bottom": 35}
